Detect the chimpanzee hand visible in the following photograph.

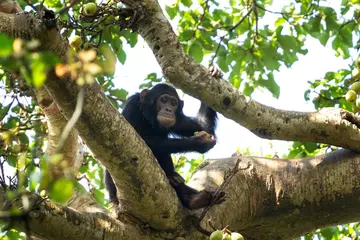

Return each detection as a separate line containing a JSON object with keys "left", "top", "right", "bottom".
{"left": 168, "top": 172, "right": 185, "bottom": 187}
{"left": 191, "top": 131, "right": 216, "bottom": 153}
{"left": 209, "top": 66, "right": 223, "bottom": 79}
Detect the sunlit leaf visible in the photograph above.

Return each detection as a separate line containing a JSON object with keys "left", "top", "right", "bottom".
{"left": 50, "top": 179, "right": 74, "bottom": 203}
{"left": 189, "top": 41, "right": 203, "bottom": 63}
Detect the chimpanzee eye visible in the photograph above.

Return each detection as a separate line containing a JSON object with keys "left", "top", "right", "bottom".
{"left": 161, "top": 97, "right": 167, "bottom": 103}
{"left": 171, "top": 100, "right": 177, "bottom": 106}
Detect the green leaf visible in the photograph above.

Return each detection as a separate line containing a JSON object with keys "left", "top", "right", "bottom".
{"left": 242, "top": 82, "right": 254, "bottom": 96}
{"left": 108, "top": 88, "right": 128, "bottom": 101}
{"left": 6, "top": 230, "right": 23, "bottom": 240}
{"left": 339, "top": 27, "right": 353, "bottom": 47}
{"left": 180, "top": 30, "right": 193, "bottom": 42}
{"left": 7, "top": 154, "right": 17, "bottom": 167}
{"left": 217, "top": 55, "right": 229, "bottom": 72}
{"left": 229, "top": 74, "right": 241, "bottom": 89}
{"left": 117, "top": 48, "right": 127, "bottom": 65}
{"left": 145, "top": 73, "right": 157, "bottom": 80}
{"left": 260, "top": 46, "right": 281, "bottom": 71}
{"left": 100, "top": 44, "right": 117, "bottom": 75}
{"left": 304, "top": 15, "right": 321, "bottom": 34}
{"left": 50, "top": 179, "right": 74, "bottom": 203}
{"left": 277, "top": 35, "right": 297, "bottom": 51}
{"left": 78, "top": 164, "right": 89, "bottom": 174}
{"left": 274, "top": 18, "right": 286, "bottom": 27}
{"left": 121, "top": 30, "right": 138, "bottom": 47}
{"left": 165, "top": 4, "right": 178, "bottom": 20}
{"left": 127, "top": 32, "right": 138, "bottom": 47}
{"left": 44, "top": 0, "right": 62, "bottom": 7}
{"left": 181, "top": 0, "right": 192, "bottom": 7}
{"left": 304, "top": 142, "right": 318, "bottom": 153}
{"left": 258, "top": 73, "right": 280, "bottom": 98}
{"left": 0, "top": 34, "right": 13, "bottom": 56}
{"left": 319, "top": 32, "right": 330, "bottom": 46}
{"left": 102, "top": 26, "right": 112, "bottom": 43}
{"left": 93, "top": 189, "right": 105, "bottom": 204}
{"left": 189, "top": 41, "right": 203, "bottom": 63}
{"left": 18, "top": 132, "right": 29, "bottom": 145}
{"left": 31, "top": 59, "right": 47, "bottom": 88}
{"left": 317, "top": 7, "right": 338, "bottom": 32}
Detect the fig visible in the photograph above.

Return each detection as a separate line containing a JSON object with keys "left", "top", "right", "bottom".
{"left": 350, "top": 82, "right": 360, "bottom": 94}
{"left": 69, "top": 35, "right": 82, "bottom": 50}
{"left": 84, "top": 2, "right": 97, "bottom": 16}
{"left": 210, "top": 230, "right": 223, "bottom": 240}
{"left": 223, "top": 233, "right": 231, "bottom": 240}
{"left": 356, "top": 98, "right": 360, "bottom": 108}
{"left": 231, "top": 232, "right": 244, "bottom": 240}
{"left": 345, "top": 90, "right": 357, "bottom": 102}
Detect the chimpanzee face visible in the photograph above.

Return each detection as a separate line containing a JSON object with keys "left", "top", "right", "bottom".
{"left": 155, "top": 94, "right": 178, "bottom": 128}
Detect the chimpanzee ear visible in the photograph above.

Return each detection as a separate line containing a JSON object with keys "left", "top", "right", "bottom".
{"left": 140, "top": 89, "right": 149, "bottom": 103}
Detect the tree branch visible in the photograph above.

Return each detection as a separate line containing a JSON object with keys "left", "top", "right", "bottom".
{"left": 123, "top": 0, "right": 360, "bottom": 152}
{"left": 0, "top": 190, "right": 151, "bottom": 240}
{"left": 187, "top": 149, "right": 360, "bottom": 239}
{"left": 0, "top": 11, "right": 183, "bottom": 229}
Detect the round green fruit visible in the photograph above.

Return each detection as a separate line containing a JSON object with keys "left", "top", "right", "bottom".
{"left": 223, "top": 233, "right": 231, "bottom": 240}
{"left": 352, "top": 68, "right": 360, "bottom": 79}
{"left": 345, "top": 90, "right": 357, "bottom": 103}
{"left": 356, "top": 58, "right": 360, "bottom": 69}
{"left": 13, "top": 145, "right": 21, "bottom": 153}
{"left": 84, "top": 2, "right": 97, "bottom": 16}
{"left": 83, "top": 42, "right": 93, "bottom": 50}
{"left": 356, "top": 98, "right": 360, "bottom": 108}
{"left": 69, "top": 35, "right": 82, "bottom": 49}
{"left": 354, "top": 104, "right": 360, "bottom": 113}
{"left": 210, "top": 230, "right": 223, "bottom": 240}
{"left": 231, "top": 232, "right": 244, "bottom": 240}
{"left": 350, "top": 82, "right": 360, "bottom": 94}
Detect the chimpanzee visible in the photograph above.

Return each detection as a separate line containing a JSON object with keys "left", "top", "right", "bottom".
{"left": 105, "top": 73, "right": 225, "bottom": 209}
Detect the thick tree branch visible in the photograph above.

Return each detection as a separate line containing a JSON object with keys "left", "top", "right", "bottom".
{"left": 0, "top": 191, "right": 152, "bottom": 240}
{"left": 0, "top": 12, "right": 183, "bottom": 229}
{"left": 124, "top": 0, "right": 360, "bottom": 152}
{"left": 187, "top": 149, "right": 360, "bottom": 240}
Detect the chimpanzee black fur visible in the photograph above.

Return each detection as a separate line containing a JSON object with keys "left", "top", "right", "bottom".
{"left": 105, "top": 83, "right": 225, "bottom": 209}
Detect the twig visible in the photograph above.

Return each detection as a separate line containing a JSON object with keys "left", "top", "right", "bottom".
{"left": 55, "top": 86, "right": 84, "bottom": 153}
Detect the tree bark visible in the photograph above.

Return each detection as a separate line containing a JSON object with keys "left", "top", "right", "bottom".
{"left": 188, "top": 149, "right": 360, "bottom": 239}
{"left": 2, "top": 150, "right": 360, "bottom": 239}
{"left": 0, "top": 191, "right": 151, "bottom": 240}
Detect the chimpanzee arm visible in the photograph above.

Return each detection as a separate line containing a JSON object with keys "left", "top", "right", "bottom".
{"left": 172, "top": 104, "right": 217, "bottom": 137}
{"left": 144, "top": 135, "right": 215, "bottom": 155}
{"left": 196, "top": 103, "right": 217, "bottom": 135}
